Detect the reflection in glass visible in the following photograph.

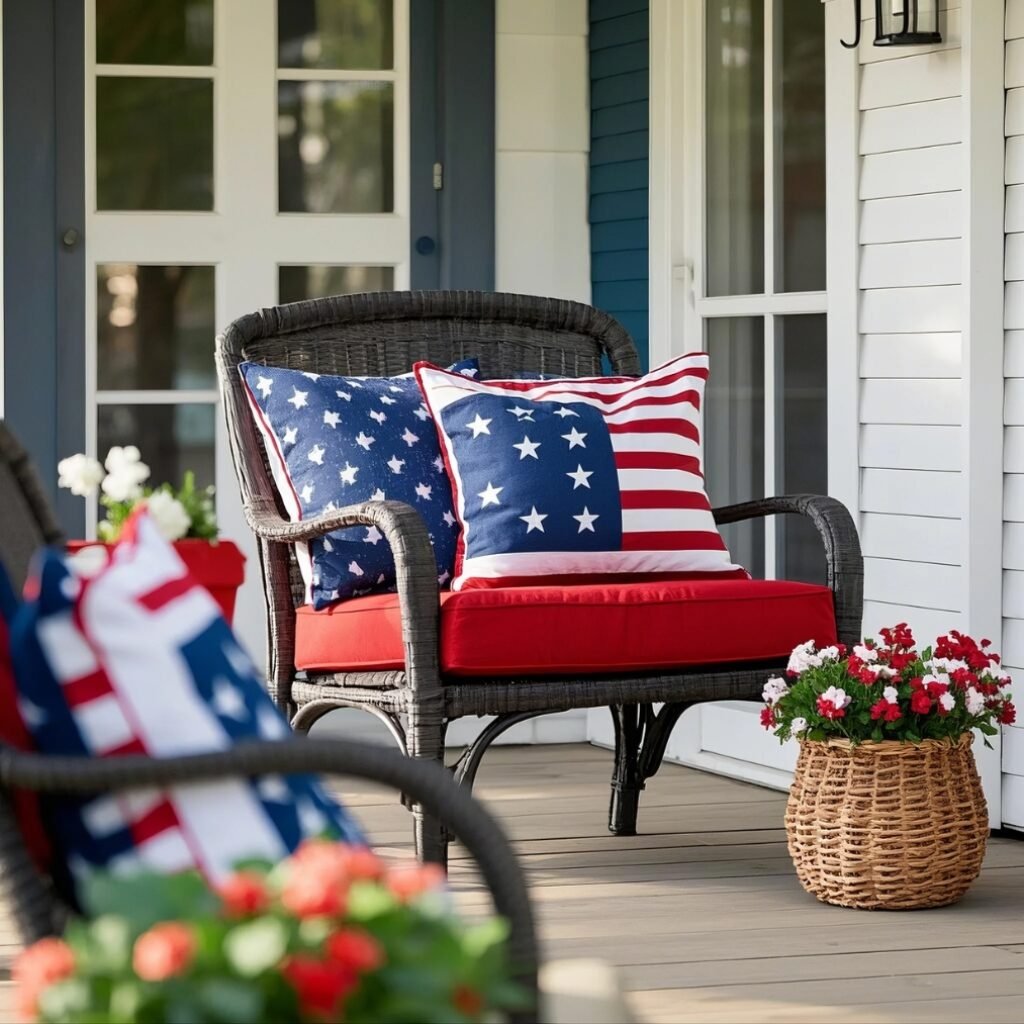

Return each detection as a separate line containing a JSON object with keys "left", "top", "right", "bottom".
{"left": 98, "top": 404, "right": 216, "bottom": 493}
{"left": 278, "top": 0, "right": 393, "bottom": 70}
{"left": 776, "top": 0, "right": 825, "bottom": 293}
{"left": 97, "top": 77, "right": 213, "bottom": 210}
{"left": 278, "top": 80, "right": 394, "bottom": 213}
{"left": 705, "top": 318, "right": 765, "bottom": 577}
{"left": 98, "top": 265, "right": 216, "bottom": 391}
{"left": 777, "top": 315, "right": 827, "bottom": 584}
{"left": 96, "top": 0, "right": 214, "bottom": 66}
{"left": 706, "top": 1, "right": 764, "bottom": 297}
{"left": 279, "top": 265, "right": 395, "bottom": 303}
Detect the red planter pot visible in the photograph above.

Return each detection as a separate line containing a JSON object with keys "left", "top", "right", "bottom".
{"left": 66, "top": 538, "right": 246, "bottom": 624}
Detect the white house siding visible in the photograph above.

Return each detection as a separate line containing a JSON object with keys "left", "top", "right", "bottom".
{"left": 857, "top": 10, "right": 966, "bottom": 644}
{"left": 494, "top": 0, "right": 591, "bottom": 304}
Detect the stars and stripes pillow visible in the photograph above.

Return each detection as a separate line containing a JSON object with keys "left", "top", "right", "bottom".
{"left": 415, "top": 353, "right": 747, "bottom": 590}
{"left": 240, "top": 359, "right": 479, "bottom": 608}
{"left": 6, "top": 512, "right": 364, "bottom": 897}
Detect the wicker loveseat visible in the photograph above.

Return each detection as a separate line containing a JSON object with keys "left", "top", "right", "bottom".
{"left": 216, "top": 290, "right": 863, "bottom": 863}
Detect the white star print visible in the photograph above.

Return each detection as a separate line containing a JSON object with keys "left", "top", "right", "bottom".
{"left": 370, "top": 488, "right": 386, "bottom": 502}
{"left": 347, "top": 380, "right": 364, "bottom": 388}
{"left": 562, "top": 427, "right": 588, "bottom": 449}
{"left": 356, "top": 431, "right": 375, "bottom": 450}
{"left": 414, "top": 405, "right": 431, "bottom": 421}
{"left": 348, "top": 561, "right": 364, "bottom": 577}
{"left": 282, "top": 426, "right": 298, "bottom": 447}
{"left": 513, "top": 435, "right": 541, "bottom": 460}
{"left": 389, "top": 384, "right": 404, "bottom": 393}
{"left": 299, "top": 483, "right": 314, "bottom": 504}
{"left": 307, "top": 444, "right": 325, "bottom": 466}
{"left": 567, "top": 464, "right": 593, "bottom": 489}
{"left": 415, "top": 482, "right": 433, "bottom": 500}
{"left": 433, "top": 456, "right": 445, "bottom": 473}
{"left": 574, "top": 507, "right": 599, "bottom": 533}
{"left": 301, "top": 372, "right": 321, "bottom": 381}
{"left": 380, "top": 395, "right": 397, "bottom": 406}
{"left": 443, "top": 510, "right": 456, "bottom": 527}
{"left": 387, "top": 455, "right": 406, "bottom": 474}
{"left": 520, "top": 506, "right": 548, "bottom": 533}
{"left": 288, "top": 387, "right": 308, "bottom": 410}
{"left": 466, "top": 413, "right": 492, "bottom": 438}
{"left": 507, "top": 405, "right": 535, "bottom": 422}
{"left": 553, "top": 406, "right": 579, "bottom": 419}
{"left": 323, "top": 410, "right": 341, "bottom": 429}
{"left": 364, "top": 526, "right": 383, "bottom": 545}
{"left": 402, "top": 428, "right": 420, "bottom": 447}
{"left": 335, "top": 390, "right": 352, "bottom": 402}
{"left": 323, "top": 538, "right": 333, "bottom": 552}
{"left": 370, "top": 410, "right": 387, "bottom": 424}
{"left": 478, "top": 482, "right": 503, "bottom": 507}
{"left": 255, "top": 376, "right": 273, "bottom": 399}
{"left": 438, "top": 570, "right": 451, "bottom": 585}
{"left": 339, "top": 462, "right": 359, "bottom": 485}
{"left": 212, "top": 677, "right": 249, "bottom": 720}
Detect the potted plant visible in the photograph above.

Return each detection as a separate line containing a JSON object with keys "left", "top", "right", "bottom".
{"left": 762, "top": 624, "right": 1015, "bottom": 910}
{"left": 57, "top": 447, "right": 245, "bottom": 623}
{"left": 13, "top": 839, "right": 527, "bottom": 1023}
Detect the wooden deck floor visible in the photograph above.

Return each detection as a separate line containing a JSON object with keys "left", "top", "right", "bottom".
{"left": 4, "top": 742, "right": 1024, "bottom": 1022}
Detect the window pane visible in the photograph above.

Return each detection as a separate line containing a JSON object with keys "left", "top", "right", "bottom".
{"left": 706, "top": 1, "right": 764, "bottom": 297}
{"left": 776, "top": 0, "right": 825, "bottom": 293}
{"left": 96, "top": 0, "right": 214, "bottom": 65}
{"left": 278, "top": 80, "right": 394, "bottom": 213}
{"left": 97, "top": 265, "right": 215, "bottom": 391}
{"left": 278, "top": 0, "right": 393, "bottom": 70}
{"left": 279, "top": 265, "right": 394, "bottom": 303}
{"left": 97, "top": 404, "right": 215, "bottom": 492}
{"left": 705, "top": 317, "right": 765, "bottom": 576}
{"left": 776, "top": 315, "right": 828, "bottom": 584}
{"left": 97, "top": 77, "right": 213, "bottom": 210}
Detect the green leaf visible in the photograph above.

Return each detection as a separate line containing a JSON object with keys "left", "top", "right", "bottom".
{"left": 196, "top": 978, "right": 264, "bottom": 1024}
{"left": 224, "top": 918, "right": 288, "bottom": 978}
{"left": 37, "top": 979, "right": 91, "bottom": 1021}
{"left": 347, "top": 880, "right": 399, "bottom": 919}
{"left": 81, "top": 870, "right": 217, "bottom": 932}
{"left": 461, "top": 918, "right": 509, "bottom": 957}
{"left": 108, "top": 980, "right": 145, "bottom": 1023}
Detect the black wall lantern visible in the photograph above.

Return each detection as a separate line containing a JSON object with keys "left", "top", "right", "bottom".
{"left": 842, "top": 0, "right": 941, "bottom": 49}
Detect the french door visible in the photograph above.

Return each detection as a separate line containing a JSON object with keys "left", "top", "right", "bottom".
{"left": 84, "top": 0, "right": 410, "bottom": 655}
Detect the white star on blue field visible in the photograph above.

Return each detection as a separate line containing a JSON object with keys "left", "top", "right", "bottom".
{"left": 242, "top": 360, "right": 478, "bottom": 607}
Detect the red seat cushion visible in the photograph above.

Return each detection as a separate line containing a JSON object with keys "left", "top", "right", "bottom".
{"left": 294, "top": 578, "right": 837, "bottom": 677}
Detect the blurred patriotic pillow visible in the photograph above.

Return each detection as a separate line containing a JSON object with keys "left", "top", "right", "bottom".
{"left": 6, "top": 512, "right": 364, "bottom": 899}
{"left": 240, "top": 360, "right": 479, "bottom": 607}
{"left": 415, "top": 353, "right": 747, "bottom": 590}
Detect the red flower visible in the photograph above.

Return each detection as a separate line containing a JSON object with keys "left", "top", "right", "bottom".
{"left": 816, "top": 698, "right": 846, "bottom": 720}
{"left": 281, "top": 873, "right": 347, "bottom": 919}
{"left": 341, "top": 846, "right": 385, "bottom": 882}
{"left": 13, "top": 938, "right": 75, "bottom": 1021}
{"left": 326, "top": 929, "right": 384, "bottom": 974}
{"left": 132, "top": 923, "right": 196, "bottom": 982}
{"left": 869, "top": 699, "right": 901, "bottom": 723}
{"left": 387, "top": 863, "right": 447, "bottom": 902}
{"left": 760, "top": 706, "right": 776, "bottom": 729}
{"left": 950, "top": 668, "right": 976, "bottom": 691}
{"left": 910, "top": 690, "right": 932, "bottom": 715}
{"left": 888, "top": 651, "right": 917, "bottom": 672}
{"left": 282, "top": 955, "right": 358, "bottom": 1019}
{"left": 219, "top": 871, "right": 269, "bottom": 918}
{"left": 453, "top": 984, "right": 485, "bottom": 1018}
{"left": 999, "top": 702, "right": 1017, "bottom": 725}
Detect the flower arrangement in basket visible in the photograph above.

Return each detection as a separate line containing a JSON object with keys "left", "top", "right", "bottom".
{"left": 762, "top": 625, "right": 1015, "bottom": 910}
{"left": 58, "top": 445, "right": 216, "bottom": 542}
{"left": 14, "top": 840, "right": 525, "bottom": 1024}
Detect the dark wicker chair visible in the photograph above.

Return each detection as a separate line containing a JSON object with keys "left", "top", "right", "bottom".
{"left": 216, "top": 290, "right": 864, "bottom": 863}
{"left": 0, "top": 421, "right": 539, "bottom": 1015}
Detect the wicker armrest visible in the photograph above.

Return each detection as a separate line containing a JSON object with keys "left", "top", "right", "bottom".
{"left": 712, "top": 494, "right": 863, "bottom": 645}
{"left": 0, "top": 739, "right": 538, "bottom": 1017}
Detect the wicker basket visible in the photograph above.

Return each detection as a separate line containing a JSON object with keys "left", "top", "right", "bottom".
{"left": 785, "top": 734, "right": 988, "bottom": 910}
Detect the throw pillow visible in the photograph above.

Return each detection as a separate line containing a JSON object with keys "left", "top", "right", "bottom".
{"left": 7, "top": 512, "right": 365, "bottom": 894}
{"left": 415, "top": 353, "right": 747, "bottom": 589}
{"left": 241, "top": 359, "right": 479, "bottom": 607}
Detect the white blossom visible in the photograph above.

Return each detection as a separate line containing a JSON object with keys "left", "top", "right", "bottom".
{"left": 966, "top": 688, "right": 986, "bottom": 715}
{"left": 101, "top": 446, "right": 150, "bottom": 503}
{"left": 874, "top": 665, "right": 898, "bottom": 680}
{"left": 145, "top": 491, "right": 191, "bottom": 542}
{"left": 790, "top": 717, "right": 808, "bottom": 735}
{"left": 882, "top": 686, "right": 899, "bottom": 704}
{"left": 922, "top": 672, "right": 951, "bottom": 689}
{"left": 939, "top": 691, "right": 956, "bottom": 712}
{"left": 762, "top": 677, "right": 790, "bottom": 706}
{"left": 820, "top": 686, "right": 852, "bottom": 709}
{"left": 852, "top": 644, "right": 878, "bottom": 663}
{"left": 818, "top": 646, "right": 841, "bottom": 663}
{"left": 787, "top": 640, "right": 823, "bottom": 676}
{"left": 929, "top": 657, "right": 968, "bottom": 674}
{"left": 57, "top": 453, "right": 105, "bottom": 497}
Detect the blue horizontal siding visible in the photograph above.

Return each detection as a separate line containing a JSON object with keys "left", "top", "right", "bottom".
{"left": 589, "top": 0, "right": 649, "bottom": 369}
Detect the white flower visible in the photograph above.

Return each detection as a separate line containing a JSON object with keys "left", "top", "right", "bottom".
{"left": 145, "top": 491, "right": 191, "bottom": 542}
{"left": 966, "top": 688, "right": 986, "bottom": 715}
{"left": 787, "top": 640, "right": 823, "bottom": 675}
{"left": 818, "top": 646, "right": 841, "bottom": 663}
{"left": 882, "top": 686, "right": 899, "bottom": 704}
{"left": 853, "top": 644, "right": 878, "bottom": 663}
{"left": 821, "top": 685, "right": 852, "bottom": 709}
{"left": 57, "top": 453, "right": 105, "bottom": 496}
{"left": 922, "top": 672, "right": 950, "bottom": 689}
{"left": 762, "top": 677, "right": 790, "bottom": 706}
{"left": 875, "top": 665, "right": 898, "bottom": 680}
{"left": 930, "top": 657, "right": 968, "bottom": 674}
{"left": 939, "top": 692, "right": 956, "bottom": 712}
{"left": 790, "top": 717, "right": 808, "bottom": 735}
{"left": 101, "top": 446, "right": 150, "bottom": 502}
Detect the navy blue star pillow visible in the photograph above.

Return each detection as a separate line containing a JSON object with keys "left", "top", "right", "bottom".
{"left": 240, "top": 359, "right": 479, "bottom": 607}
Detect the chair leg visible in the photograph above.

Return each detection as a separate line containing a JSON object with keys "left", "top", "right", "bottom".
{"left": 407, "top": 716, "right": 449, "bottom": 868}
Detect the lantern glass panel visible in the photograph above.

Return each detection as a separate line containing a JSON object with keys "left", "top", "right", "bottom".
{"left": 876, "top": 0, "right": 939, "bottom": 44}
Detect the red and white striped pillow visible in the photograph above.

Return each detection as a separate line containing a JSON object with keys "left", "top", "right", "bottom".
{"left": 415, "top": 353, "right": 747, "bottom": 590}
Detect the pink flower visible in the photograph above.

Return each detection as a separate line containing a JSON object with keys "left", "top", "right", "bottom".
{"left": 387, "top": 863, "right": 447, "bottom": 902}
{"left": 13, "top": 938, "right": 75, "bottom": 1022}
{"left": 219, "top": 871, "right": 269, "bottom": 917}
{"left": 132, "top": 923, "right": 196, "bottom": 982}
